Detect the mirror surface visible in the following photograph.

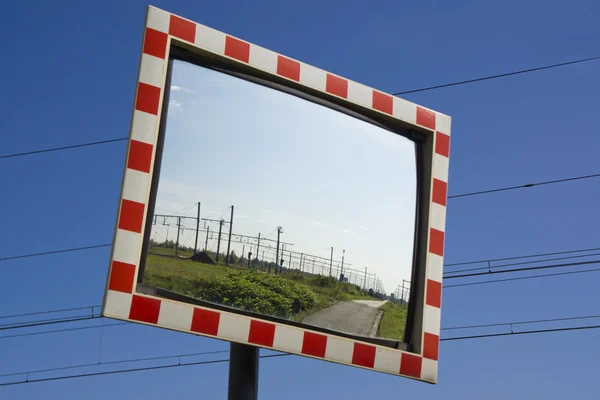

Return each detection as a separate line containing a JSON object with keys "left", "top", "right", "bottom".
{"left": 142, "top": 59, "right": 417, "bottom": 342}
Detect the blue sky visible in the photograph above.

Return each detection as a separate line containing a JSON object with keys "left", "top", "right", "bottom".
{"left": 1, "top": 0, "right": 600, "bottom": 398}
{"left": 151, "top": 59, "right": 417, "bottom": 295}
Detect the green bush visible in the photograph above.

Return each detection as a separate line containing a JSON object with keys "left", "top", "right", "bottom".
{"left": 283, "top": 271, "right": 306, "bottom": 282}
{"left": 340, "top": 282, "right": 365, "bottom": 296}
{"left": 309, "top": 275, "right": 337, "bottom": 288}
{"left": 195, "top": 270, "right": 316, "bottom": 318}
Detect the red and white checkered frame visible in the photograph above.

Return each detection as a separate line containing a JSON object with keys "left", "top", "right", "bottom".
{"left": 101, "top": 5, "right": 451, "bottom": 384}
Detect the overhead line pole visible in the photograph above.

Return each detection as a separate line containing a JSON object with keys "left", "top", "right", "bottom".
{"left": 226, "top": 205, "right": 234, "bottom": 265}
{"left": 194, "top": 202, "right": 201, "bottom": 254}
{"left": 175, "top": 217, "right": 181, "bottom": 257}
{"left": 329, "top": 247, "right": 333, "bottom": 277}
{"left": 216, "top": 219, "right": 224, "bottom": 262}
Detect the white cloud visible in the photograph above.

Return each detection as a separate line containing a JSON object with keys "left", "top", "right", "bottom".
{"left": 169, "top": 100, "right": 182, "bottom": 111}
{"left": 170, "top": 85, "right": 194, "bottom": 93}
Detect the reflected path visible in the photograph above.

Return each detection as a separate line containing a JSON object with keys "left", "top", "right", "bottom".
{"left": 301, "top": 300, "right": 388, "bottom": 338}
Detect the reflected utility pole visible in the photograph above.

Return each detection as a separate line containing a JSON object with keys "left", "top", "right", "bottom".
{"left": 204, "top": 226, "right": 210, "bottom": 251}
{"left": 329, "top": 247, "right": 333, "bottom": 276}
{"left": 194, "top": 202, "right": 201, "bottom": 254}
{"left": 225, "top": 205, "right": 234, "bottom": 265}
{"left": 256, "top": 233, "right": 261, "bottom": 259}
{"left": 175, "top": 217, "right": 181, "bottom": 257}
{"left": 216, "top": 219, "right": 224, "bottom": 262}
{"left": 401, "top": 280, "right": 405, "bottom": 303}
{"left": 274, "top": 226, "right": 282, "bottom": 274}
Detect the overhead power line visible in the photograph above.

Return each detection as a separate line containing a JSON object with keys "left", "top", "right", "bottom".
{"left": 444, "top": 267, "right": 600, "bottom": 288}
{"left": 0, "top": 138, "right": 128, "bottom": 160}
{"left": 0, "top": 305, "right": 99, "bottom": 320}
{"left": 442, "top": 313, "right": 600, "bottom": 331}
{"left": 0, "top": 244, "right": 111, "bottom": 264}
{"left": 1, "top": 320, "right": 126, "bottom": 340}
{"left": 0, "top": 349, "right": 231, "bottom": 378}
{"left": 444, "top": 251, "right": 600, "bottom": 275}
{"left": 6, "top": 311, "right": 600, "bottom": 341}
{"left": 444, "top": 246, "right": 600, "bottom": 267}
{"left": 0, "top": 353, "right": 288, "bottom": 387}
{"left": 447, "top": 172, "right": 600, "bottom": 200}
{"left": 442, "top": 324, "right": 600, "bottom": 341}
{"left": 443, "top": 259, "right": 600, "bottom": 280}
{"left": 392, "top": 55, "right": 600, "bottom": 95}
{"left": 2, "top": 322, "right": 599, "bottom": 387}
{"left": 1, "top": 316, "right": 100, "bottom": 331}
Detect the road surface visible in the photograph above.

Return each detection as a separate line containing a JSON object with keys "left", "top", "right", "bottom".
{"left": 301, "top": 299, "right": 388, "bottom": 337}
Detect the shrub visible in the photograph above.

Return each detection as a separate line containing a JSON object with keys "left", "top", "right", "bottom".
{"left": 283, "top": 271, "right": 306, "bottom": 282}
{"left": 195, "top": 270, "right": 316, "bottom": 318}
{"left": 309, "top": 275, "right": 337, "bottom": 288}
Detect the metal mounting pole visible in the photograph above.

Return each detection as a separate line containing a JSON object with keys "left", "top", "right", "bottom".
{"left": 228, "top": 343, "right": 259, "bottom": 400}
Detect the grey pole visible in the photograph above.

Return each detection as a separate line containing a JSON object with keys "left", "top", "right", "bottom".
{"left": 194, "top": 202, "right": 201, "bottom": 254}
{"left": 364, "top": 267, "right": 367, "bottom": 290}
{"left": 226, "top": 205, "right": 234, "bottom": 265}
{"left": 401, "top": 280, "right": 405, "bottom": 303}
{"left": 175, "top": 217, "right": 181, "bottom": 257}
{"left": 216, "top": 219, "right": 224, "bottom": 262}
{"left": 205, "top": 226, "right": 210, "bottom": 251}
{"left": 228, "top": 343, "right": 259, "bottom": 400}
{"left": 256, "top": 233, "right": 261, "bottom": 259}
{"left": 274, "top": 226, "right": 282, "bottom": 274}
{"left": 329, "top": 247, "right": 333, "bottom": 276}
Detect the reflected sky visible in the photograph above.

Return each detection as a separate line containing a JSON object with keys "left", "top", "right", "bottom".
{"left": 152, "top": 59, "right": 417, "bottom": 294}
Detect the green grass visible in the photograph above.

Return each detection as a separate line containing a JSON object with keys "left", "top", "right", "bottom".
{"left": 143, "top": 253, "right": 377, "bottom": 321}
{"left": 145, "top": 254, "right": 230, "bottom": 278}
{"left": 148, "top": 246, "right": 195, "bottom": 258}
{"left": 378, "top": 302, "right": 408, "bottom": 341}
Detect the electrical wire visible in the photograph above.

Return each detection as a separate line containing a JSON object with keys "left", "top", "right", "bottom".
{"left": 0, "top": 244, "right": 111, "bottom": 264}
{"left": 203, "top": 206, "right": 232, "bottom": 220}
{"left": 0, "top": 321, "right": 127, "bottom": 340}
{"left": 0, "top": 349, "right": 230, "bottom": 378}
{"left": 443, "top": 267, "right": 600, "bottom": 288}
{"left": 2, "top": 323, "right": 599, "bottom": 387}
{"left": 444, "top": 246, "right": 600, "bottom": 267}
{"left": 443, "top": 259, "right": 600, "bottom": 280}
{"left": 392, "top": 55, "right": 600, "bottom": 95}
{"left": 0, "top": 305, "right": 99, "bottom": 320}
{"left": 441, "top": 324, "right": 600, "bottom": 341}
{"left": 447, "top": 172, "right": 600, "bottom": 199}
{"left": 443, "top": 251, "right": 600, "bottom": 275}
{"left": 441, "top": 313, "right": 600, "bottom": 331}
{"left": 0, "top": 138, "right": 128, "bottom": 160}
{"left": 0, "top": 354, "right": 289, "bottom": 387}
{"left": 1, "top": 316, "right": 100, "bottom": 331}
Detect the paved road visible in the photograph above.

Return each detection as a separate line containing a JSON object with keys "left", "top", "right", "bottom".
{"left": 301, "top": 300, "right": 388, "bottom": 337}
{"left": 352, "top": 299, "right": 388, "bottom": 308}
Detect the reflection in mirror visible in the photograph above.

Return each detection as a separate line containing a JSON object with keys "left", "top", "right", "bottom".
{"left": 142, "top": 58, "right": 417, "bottom": 343}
